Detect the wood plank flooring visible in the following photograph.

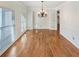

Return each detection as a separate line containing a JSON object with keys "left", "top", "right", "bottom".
{"left": 1, "top": 29, "right": 79, "bottom": 57}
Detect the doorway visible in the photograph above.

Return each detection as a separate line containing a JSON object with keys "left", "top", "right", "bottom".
{"left": 57, "top": 10, "right": 60, "bottom": 34}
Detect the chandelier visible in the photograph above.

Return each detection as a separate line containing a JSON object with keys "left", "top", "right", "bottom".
{"left": 38, "top": 1, "right": 47, "bottom": 17}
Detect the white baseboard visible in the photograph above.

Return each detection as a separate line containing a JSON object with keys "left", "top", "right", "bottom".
{"left": 60, "top": 32, "right": 79, "bottom": 49}
{"left": 0, "top": 41, "right": 16, "bottom": 56}
{"left": 0, "top": 30, "right": 26, "bottom": 56}
{"left": 49, "top": 27, "right": 57, "bottom": 30}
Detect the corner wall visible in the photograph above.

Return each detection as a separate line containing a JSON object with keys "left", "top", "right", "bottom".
{"left": 56, "top": 2, "right": 79, "bottom": 48}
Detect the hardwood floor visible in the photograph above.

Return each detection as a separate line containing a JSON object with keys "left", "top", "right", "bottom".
{"left": 1, "top": 29, "right": 79, "bottom": 57}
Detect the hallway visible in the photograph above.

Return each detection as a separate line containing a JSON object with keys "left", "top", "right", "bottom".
{"left": 1, "top": 30, "right": 79, "bottom": 57}
{"left": 0, "top": 1, "right": 79, "bottom": 57}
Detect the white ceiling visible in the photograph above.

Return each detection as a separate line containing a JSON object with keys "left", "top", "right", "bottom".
{"left": 21, "top": 1, "right": 66, "bottom": 9}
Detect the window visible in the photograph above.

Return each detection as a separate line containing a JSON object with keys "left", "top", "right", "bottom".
{"left": 0, "top": 8, "right": 15, "bottom": 52}
{"left": 20, "top": 15, "right": 26, "bottom": 32}
{"left": 0, "top": 8, "right": 2, "bottom": 51}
